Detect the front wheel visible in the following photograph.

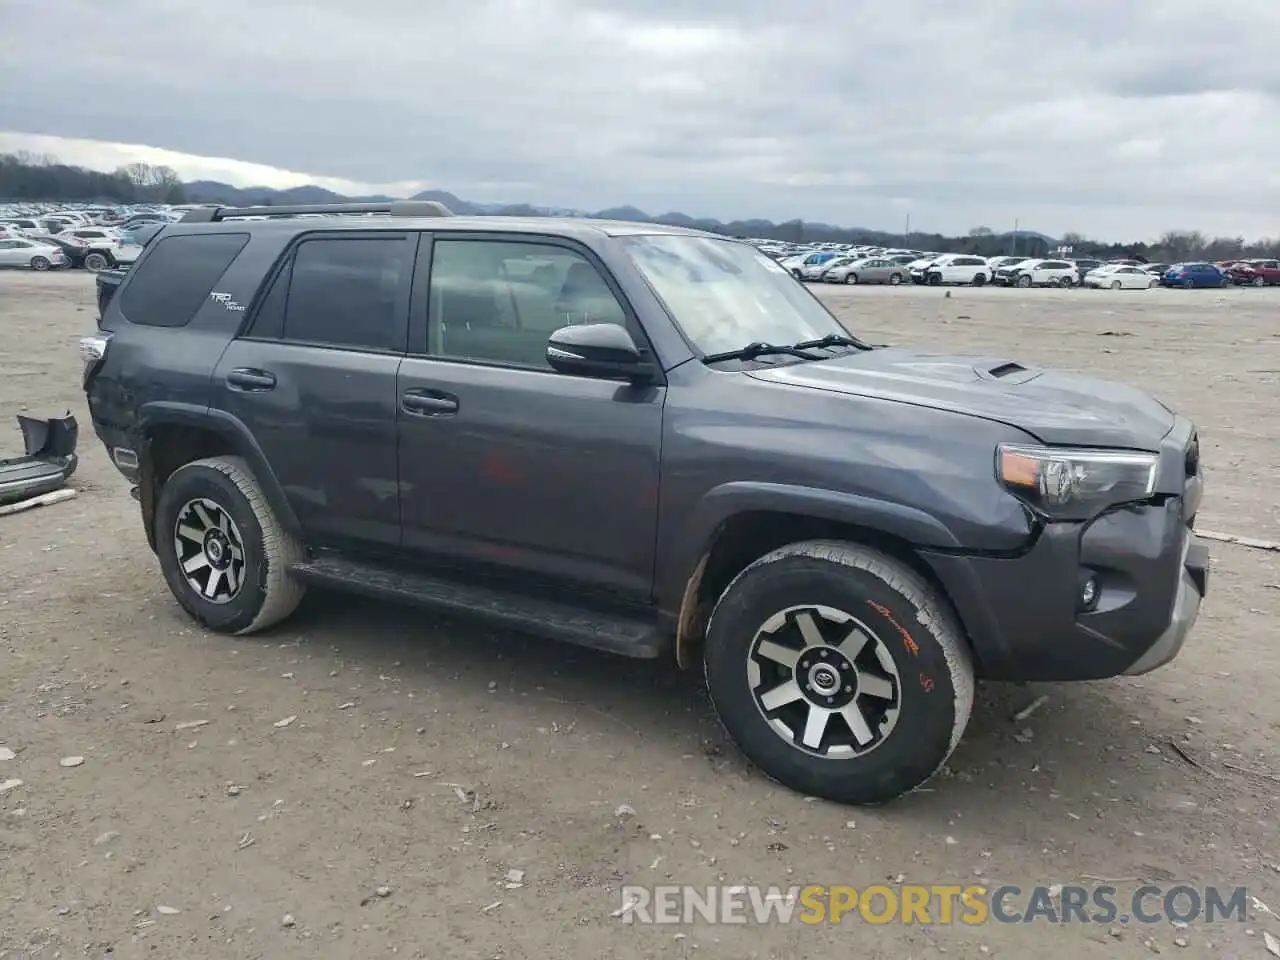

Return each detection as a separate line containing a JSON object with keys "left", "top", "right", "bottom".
{"left": 971, "top": 273, "right": 986, "bottom": 286}
{"left": 926, "top": 272, "right": 942, "bottom": 286}
{"left": 1253, "top": 276, "right": 1265, "bottom": 287}
{"left": 154, "top": 456, "right": 306, "bottom": 635}
{"left": 1058, "top": 276, "right": 1074, "bottom": 288}
{"left": 84, "top": 252, "right": 110, "bottom": 272}
{"left": 1111, "top": 280, "right": 1123, "bottom": 290}
{"left": 703, "top": 541, "right": 975, "bottom": 805}
{"left": 1016, "top": 274, "right": 1032, "bottom": 288}
{"left": 30, "top": 256, "right": 50, "bottom": 271}
{"left": 888, "top": 273, "right": 903, "bottom": 285}
{"left": 844, "top": 272, "right": 859, "bottom": 285}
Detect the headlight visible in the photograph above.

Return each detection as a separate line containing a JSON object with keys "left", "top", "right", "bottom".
{"left": 996, "top": 444, "right": 1159, "bottom": 520}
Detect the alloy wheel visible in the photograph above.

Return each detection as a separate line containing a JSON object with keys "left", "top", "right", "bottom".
{"left": 173, "top": 498, "right": 247, "bottom": 604}
{"left": 747, "top": 605, "right": 901, "bottom": 758}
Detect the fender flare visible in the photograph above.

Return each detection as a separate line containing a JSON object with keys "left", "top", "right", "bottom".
{"left": 661, "top": 480, "right": 963, "bottom": 612}
{"left": 136, "top": 402, "right": 301, "bottom": 548}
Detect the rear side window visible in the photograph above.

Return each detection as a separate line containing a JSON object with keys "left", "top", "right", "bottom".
{"left": 119, "top": 233, "right": 250, "bottom": 327}
{"left": 280, "top": 237, "right": 409, "bottom": 351}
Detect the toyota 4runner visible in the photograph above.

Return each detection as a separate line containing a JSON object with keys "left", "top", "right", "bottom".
{"left": 81, "top": 201, "right": 1208, "bottom": 805}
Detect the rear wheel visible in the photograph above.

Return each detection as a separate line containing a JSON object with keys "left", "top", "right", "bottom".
{"left": 84, "top": 252, "right": 109, "bottom": 272}
{"left": 1016, "top": 274, "right": 1032, "bottom": 288}
{"left": 154, "top": 456, "right": 306, "bottom": 635}
{"left": 971, "top": 273, "right": 986, "bottom": 286}
{"left": 703, "top": 541, "right": 975, "bottom": 805}
{"left": 1110, "top": 280, "right": 1123, "bottom": 290}
{"left": 1058, "top": 276, "right": 1073, "bottom": 288}
{"left": 888, "top": 273, "right": 903, "bottom": 285}
{"left": 927, "top": 272, "right": 942, "bottom": 286}
{"left": 30, "top": 256, "right": 50, "bottom": 271}
{"left": 844, "top": 272, "right": 859, "bottom": 285}
{"left": 1253, "top": 276, "right": 1265, "bottom": 287}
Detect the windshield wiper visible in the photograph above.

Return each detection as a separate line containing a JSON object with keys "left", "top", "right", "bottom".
{"left": 701, "top": 341, "right": 826, "bottom": 364}
{"left": 791, "top": 332, "right": 874, "bottom": 352}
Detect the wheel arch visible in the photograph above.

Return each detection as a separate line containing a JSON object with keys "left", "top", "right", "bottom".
{"left": 137, "top": 402, "right": 300, "bottom": 551}
{"left": 668, "top": 484, "right": 969, "bottom": 669}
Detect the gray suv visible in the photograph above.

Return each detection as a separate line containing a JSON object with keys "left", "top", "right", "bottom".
{"left": 81, "top": 201, "right": 1208, "bottom": 805}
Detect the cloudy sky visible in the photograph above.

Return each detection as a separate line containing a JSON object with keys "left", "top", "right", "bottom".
{"left": 2, "top": 0, "right": 1278, "bottom": 240}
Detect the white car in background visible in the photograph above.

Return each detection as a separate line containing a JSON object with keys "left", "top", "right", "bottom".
{"left": 1083, "top": 264, "right": 1159, "bottom": 289}
{"left": 991, "top": 258, "right": 1078, "bottom": 288}
{"left": 919, "top": 253, "right": 994, "bottom": 286}
{"left": 0, "top": 236, "right": 70, "bottom": 270}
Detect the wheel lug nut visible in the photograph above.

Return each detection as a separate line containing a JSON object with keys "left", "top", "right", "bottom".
{"left": 819, "top": 650, "right": 828, "bottom": 658}
{"left": 825, "top": 696, "right": 834, "bottom": 704}
{"left": 844, "top": 685, "right": 853, "bottom": 693}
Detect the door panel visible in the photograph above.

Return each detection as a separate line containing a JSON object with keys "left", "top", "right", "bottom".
{"left": 213, "top": 341, "right": 403, "bottom": 547}
{"left": 397, "top": 359, "right": 663, "bottom": 598}
{"left": 396, "top": 234, "right": 664, "bottom": 601}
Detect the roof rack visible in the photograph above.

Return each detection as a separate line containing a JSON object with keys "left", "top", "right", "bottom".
{"left": 180, "top": 200, "right": 453, "bottom": 223}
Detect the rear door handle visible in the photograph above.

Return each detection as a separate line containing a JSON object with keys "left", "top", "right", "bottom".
{"left": 226, "top": 368, "right": 276, "bottom": 391}
{"left": 402, "top": 390, "right": 458, "bottom": 415}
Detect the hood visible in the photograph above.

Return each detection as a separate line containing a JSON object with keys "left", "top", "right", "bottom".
{"left": 745, "top": 348, "right": 1176, "bottom": 448}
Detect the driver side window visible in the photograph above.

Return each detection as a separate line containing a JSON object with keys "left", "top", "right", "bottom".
{"left": 427, "top": 239, "right": 628, "bottom": 369}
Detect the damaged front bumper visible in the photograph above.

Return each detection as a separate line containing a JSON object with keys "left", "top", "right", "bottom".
{"left": 0, "top": 413, "right": 79, "bottom": 505}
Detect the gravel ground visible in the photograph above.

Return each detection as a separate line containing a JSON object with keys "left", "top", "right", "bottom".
{"left": 0, "top": 271, "right": 1277, "bottom": 960}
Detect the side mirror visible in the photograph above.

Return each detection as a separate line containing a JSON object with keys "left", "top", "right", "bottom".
{"left": 546, "top": 323, "right": 654, "bottom": 382}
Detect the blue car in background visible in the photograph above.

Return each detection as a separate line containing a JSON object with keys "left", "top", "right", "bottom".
{"left": 1161, "top": 262, "right": 1227, "bottom": 288}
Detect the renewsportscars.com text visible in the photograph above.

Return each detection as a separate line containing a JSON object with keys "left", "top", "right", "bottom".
{"left": 615, "top": 883, "right": 1249, "bottom": 926}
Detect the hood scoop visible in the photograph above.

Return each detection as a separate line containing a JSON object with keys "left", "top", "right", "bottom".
{"left": 977, "top": 360, "right": 1039, "bottom": 384}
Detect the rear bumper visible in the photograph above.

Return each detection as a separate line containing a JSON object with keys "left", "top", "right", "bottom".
{"left": 0, "top": 414, "right": 79, "bottom": 505}
{"left": 921, "top": 417, "right": 1207, "bottom": 682}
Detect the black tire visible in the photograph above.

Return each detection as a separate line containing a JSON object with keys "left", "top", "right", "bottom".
{"left": 703, "top": 540, "right": 975, "bottom": 805}
{"left": 30, "top": 256, "right": 50, "bottom": 271}
{"left": 972, "top": 273, "right": 986, "bottom": 286}
{"left": 1252, "top": 275, "right": 1264, "bottom": 287}
{"left": 1058, "top": 276, "right": 1073, "bottom": 288}
{"left": 844, "top": 272, "right": 859, "bottom": 285}
{"left": 1016, "top": 274, "right": 1032, "bottom": 288}
{"left": 1110, "top": 280, "right": 1123, "bottom": 290}
{"left": 84, "top": 252, "right": 109, "bottom": 272}
{"left": 791, "top": 269, "right": 802, "bottom": 279}
{"left": 154, "top": 455, "right": 306, "bottom": 635}
{"left": 926, "top": 272, "right": 942, "bottom": 286}
{"left": 888, "top": 273, "right": 903, "bottom": 285}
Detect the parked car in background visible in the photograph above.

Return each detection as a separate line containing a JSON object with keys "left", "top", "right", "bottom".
{"left": 1083, "top": 264, "right": 1159, "bottom": 289}
{"left": 0, "top": 236, "right": 69, "bottom": 270}
{"left": 824, "top": 256, "right": 910, "bottom": 285}
{"left": 986, "top": 256, "right": 1026, "bottom": 273}
{"left": 814, "top": 256, "right": 857, "bottom": 281}
{"left": 1226, "top": 259, "right": 1280, "bottom": 286}
{"left": 117, "top": 221, "right": 167, "bottom": 248}
{"left": 1070, "top": 259, "right": 1103, "bottom": 283}
{"left": 907, "top": 255, "right": 940, "bottom": 283}
{"left": 1161, "top": 263, "right": 1227, "bottom": 288}
{"left": 921, "top": 254, "right": 993, "bottom": 286}
{"left": 1144, "top": 263, "right": 1170, "bottom": 279}
{"left": 992, "top": 259, "right": 1077, "bottom": 288}
{"left": 796, "top": 251, "right": 840, "bottom": 280}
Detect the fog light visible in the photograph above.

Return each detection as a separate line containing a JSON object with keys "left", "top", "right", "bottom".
{"left": 1079, "top": 575, "right": 1099, "bottom": 610}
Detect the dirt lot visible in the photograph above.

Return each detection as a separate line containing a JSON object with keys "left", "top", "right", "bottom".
{"left": 1, "top": 271, "right": 1277, "bottom": 959}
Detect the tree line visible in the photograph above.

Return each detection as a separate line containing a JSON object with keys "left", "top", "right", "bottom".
{"left": 0, "top": 152, "right": 187, "bottom": 204}
{"left": 3, "top": 152, "right": 1277, "bottom": 262}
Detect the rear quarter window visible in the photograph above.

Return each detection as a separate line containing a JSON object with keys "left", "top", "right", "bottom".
{"left": 118, "top": 232, "right": 250, "bottom": 327}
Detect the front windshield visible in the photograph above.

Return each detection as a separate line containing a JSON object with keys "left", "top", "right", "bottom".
{"left": 619, "top": 234, "right": 847, "bottom": 355}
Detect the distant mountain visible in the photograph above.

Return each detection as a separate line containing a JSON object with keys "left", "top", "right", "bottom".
{"left": 176, "top": 178, "right": 1060, "bottom": 252}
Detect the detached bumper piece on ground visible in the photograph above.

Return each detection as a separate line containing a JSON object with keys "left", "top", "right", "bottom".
{"left": 0, "top": 412, "right": 79, "bottom": 509}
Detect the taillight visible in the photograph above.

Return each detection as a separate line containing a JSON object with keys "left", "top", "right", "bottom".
{"left": 79, "top": 333, "right": 112, "bottom": 385}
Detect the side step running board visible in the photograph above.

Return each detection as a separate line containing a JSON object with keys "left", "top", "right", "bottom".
{"left": 290, "top": 557, "right": 666, "bottom": 659}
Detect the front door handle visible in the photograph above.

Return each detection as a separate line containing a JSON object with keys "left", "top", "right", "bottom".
{"left": 226, "top": 368, "right": 276, "bottom": 391}
{"left": 402, "top": 390, "right": 459, "bottom": 415}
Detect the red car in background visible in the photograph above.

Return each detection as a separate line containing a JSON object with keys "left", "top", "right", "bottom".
{"left": 1225, "top": 259, "right": 1280, "bottom": 286}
